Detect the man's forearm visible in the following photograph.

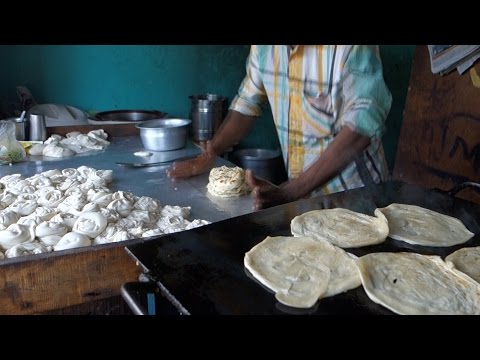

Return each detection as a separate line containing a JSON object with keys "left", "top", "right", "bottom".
{"left": 282, "top": 126, "right": 371, "bottom": 200}
{"left": 211, "top": 110, "right": 257, "bottom": 155}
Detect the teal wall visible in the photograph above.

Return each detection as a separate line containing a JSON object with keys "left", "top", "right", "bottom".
{"left": 380, "top": 45, "right": 416, "bottom": 171}
{"left": 0, "top": 45, "right": 415, "bottom": 170}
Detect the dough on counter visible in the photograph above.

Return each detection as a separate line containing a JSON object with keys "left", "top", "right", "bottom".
{"left": 35, "top": 221, "right": 68, "bottom": 238}
{"left": 72, "top": 212, "right": 108, "bottom": 238}
{"left": 43, "top": 143, "right": 75, "bottom": 158}
{"left": 244, "top": 235, "right": 361, "bottom": 308}
{"left": 291, "top": 208, "right": 389, "bottom": 248}
{"left": 54, "top": 232, "right": 91, "bottom": 251}
{"left": 356, "top": 252, "right": 480, "bottom": 315}
{"left": 446, "top": 246, "right": 480, "bottom": 283}
{"left": 0, "top": 165, "right": 212, "bottom": 259}
{"left": 207, "top": 166, "right": 250, "bottom": 197}
{"left": 0, "top": 210, "right": 20, "bottom": 229}
{"left": 5, "top": 241, "right": 49, "bottom": 258}
{"left": 376, "top": 203, "right": 475, "bottom": 247}
{"left": 30, "top": 129, "right": 110, "bottom": 159}
{"left": 0, "top": 224, "right": 35, "bottom": 250}
{"left": 28, "top": 143, "right": 46, "bottom": 156}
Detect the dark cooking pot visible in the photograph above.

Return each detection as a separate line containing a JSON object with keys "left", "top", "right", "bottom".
{"left": 233, "top": 148, "right": 288, "bottom": 185}
{"left": 94, "top": 110, "right": 167, "bottom": 122}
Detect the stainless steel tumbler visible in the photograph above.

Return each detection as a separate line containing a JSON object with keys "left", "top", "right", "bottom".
{"left": 28, "top": 113, "right": 47, "bottom": 141}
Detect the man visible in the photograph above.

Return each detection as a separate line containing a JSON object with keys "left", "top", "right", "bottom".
{"left": 168, "top": 45, "right": 392, "bottom": 210}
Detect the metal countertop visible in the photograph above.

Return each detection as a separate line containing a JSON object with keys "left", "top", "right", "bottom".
{"left": 0, "top": 136, "right": 254, "bottom": 223}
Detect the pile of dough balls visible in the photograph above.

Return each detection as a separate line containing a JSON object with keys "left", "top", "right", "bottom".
{"left": 28, "top": 129, "right": 110, "bottom": 158}
{"left": 0, "top": 166, "right": 210, "bottom": 259}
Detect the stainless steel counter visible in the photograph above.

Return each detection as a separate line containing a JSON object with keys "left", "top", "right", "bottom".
{"left": 0, "top": 136, "right": 254, "bottom": 223}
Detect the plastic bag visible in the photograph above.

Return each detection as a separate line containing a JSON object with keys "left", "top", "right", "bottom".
{"left": 0, "top": 120, "right": 26, "bottom": 165}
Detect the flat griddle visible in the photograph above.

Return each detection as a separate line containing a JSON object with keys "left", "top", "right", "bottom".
{"left": 125, "top": 181, "right": 480, "bottom": 315}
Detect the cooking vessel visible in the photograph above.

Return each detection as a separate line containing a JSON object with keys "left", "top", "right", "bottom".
{"left": 190, "top": 94, "right": 228, "bottom": 141}
{"left": 136, "top": 118, "right": 191, "bottom": 151}
{"left": 95, "top": 110, "right": 167, "bottom": 122}
{"left": 233, "top": 148, "right": 287, "bottom": 185}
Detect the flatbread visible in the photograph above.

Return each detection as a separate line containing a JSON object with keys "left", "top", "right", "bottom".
{"left": 376, "top": 203, "right": 474, "bottom": 247}
{"left": 244, "top": 235, "right": 361, "bottom": 308}
{"left": 356, "top": 252, "right": 480, "bottom": 315}
{"left": 207, "top": 166, "right": 249, "bottom": 197}
{"left": 290, "top": 208, "right": 389, "bottom": 248}
{"left": 446, "top": 246, "right": 480, "bottom": 283}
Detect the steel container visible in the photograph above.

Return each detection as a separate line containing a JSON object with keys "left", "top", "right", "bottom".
{"left": 233, "top": 148, "right": 287, "bottom": 185}
{"left": 4, "top": 117, "right": 26, "bottom": 141}
{"left": 29, "top": 113, "right": 47, "bottom": 141}
{"left": 190, "top": 94, "right": 228, "bottom": 142}
{"left": 136, "top": 118, "right": 191, "bottom": 151}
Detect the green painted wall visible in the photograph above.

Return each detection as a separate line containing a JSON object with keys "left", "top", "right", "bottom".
{"left": 0, "top": 45, "right": 415, "bottom": 171}
{"left": 0, "top": 45, "right": 249, "bottom": 117}
{"left": 380, "top": 45, "right": 416, "bottom": 171}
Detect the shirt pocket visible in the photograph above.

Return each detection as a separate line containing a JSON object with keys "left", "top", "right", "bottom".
{"left": 302, "top": 82, "right": 335, "bottom": 132}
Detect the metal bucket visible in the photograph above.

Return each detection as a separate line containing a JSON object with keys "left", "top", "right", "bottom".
{"left": 233, "top": 148, "right": 288, "bottom": 185}
{"left": 190, "top": 94, "right": 228, "bottom": 142}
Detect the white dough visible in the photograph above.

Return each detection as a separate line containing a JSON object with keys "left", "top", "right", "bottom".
{"left": 291, "top": 208, "right": 389, "bottom": 248}
{"left": 72, "top": 212, "right": 107, "bottom": 238}
{"left": 446, "top": 246, "right": 480, "bottom": 284}
{"left": 357, "top": 252, "right": 480, "bottom": 315}
{"left": 54, "top": 232, "right": 91, "bottom": 251}
{"left": 376, "top": 203, "right": 475, "bottom": 247}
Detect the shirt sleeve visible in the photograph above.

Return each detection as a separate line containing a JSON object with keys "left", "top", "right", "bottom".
{"left": 340, "top": 45, "right": 392, "bottom": 140}
{"left": 229, "top": 45, "right": 268, "bottom": 117}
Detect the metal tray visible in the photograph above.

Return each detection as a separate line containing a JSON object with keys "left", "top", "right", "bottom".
{"left": 94, "top": 110, "right": 167, "bottom": 122}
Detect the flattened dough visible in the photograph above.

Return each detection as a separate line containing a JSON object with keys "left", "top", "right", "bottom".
{"left": 290, "top": 208, "right": 389, "bottom": 248}
{"left": 244, "top": 235, "right": 361, "bottom": 308}
{"left": 377, "top": 203, "right": 474, "bottom": 247}
{"left": 446, "top": 246, "right": 480, "bottom": 283}
{"left": 357, "top": 252, "right": 480, "bottom": 315}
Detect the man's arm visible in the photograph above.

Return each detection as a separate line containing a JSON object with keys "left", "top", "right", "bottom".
{"left": 210, "top": 111, "right": 257, "bottom": 156}
{"left": 167, "top": 110, "right": 256, "bottom": 179}
{"left": 282, "top": 126, "right": 370, "bottom": 198}
{"left": 246, "top": 126, "right": 370, "bottom": 210}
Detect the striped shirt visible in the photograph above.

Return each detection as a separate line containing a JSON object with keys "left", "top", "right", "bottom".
{"left": 229, "top": 45, "right": 392, "bottom": 195}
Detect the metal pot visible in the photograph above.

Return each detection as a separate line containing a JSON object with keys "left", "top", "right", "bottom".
{"left": 233, "top": 148, "right": 287, "bottom": 185}
{"left": 95, "top": 110, "right": 167, "bottom": 122}
{"left": 136, "top": 118, "right": 191, "bottom": 151}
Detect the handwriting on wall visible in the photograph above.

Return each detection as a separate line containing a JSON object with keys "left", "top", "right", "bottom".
{"left": 449, "top": 136, "right": 480, "bottom": 172}
{"left": 420, "top": 112, "right": 480, "bottom": 180}
{"left": 393, "top": 46, "right": 480, "bottom": 203}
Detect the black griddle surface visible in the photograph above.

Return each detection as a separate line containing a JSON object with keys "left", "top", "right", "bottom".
{"left": 125, "top": 181, "right": 480, "bottom": 315}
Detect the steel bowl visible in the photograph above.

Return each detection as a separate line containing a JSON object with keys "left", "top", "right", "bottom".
{"left": 136, "top": 118, "right": 191, "bottom": 151}
{"left": 233, "top": 148, "right": 287, "bottom": 185}
{"left": 95, "top": 110, "right": 167, "bottom": 122}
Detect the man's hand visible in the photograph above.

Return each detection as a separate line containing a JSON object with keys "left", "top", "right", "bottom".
{"left": 167, "top": 141, "right": 216, "bottom": 180}
{"left": 245, "top": 170, "right": 294, "bottom": 210}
